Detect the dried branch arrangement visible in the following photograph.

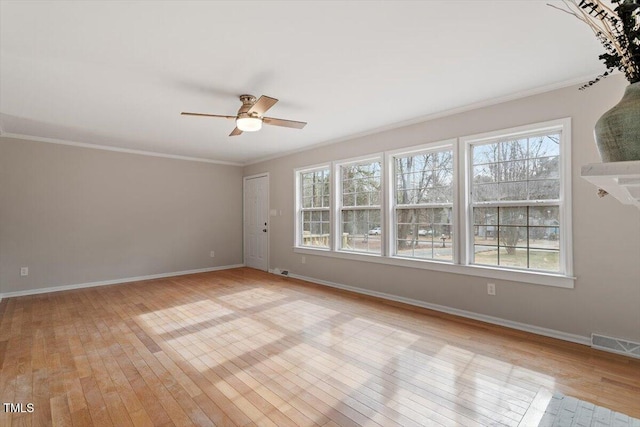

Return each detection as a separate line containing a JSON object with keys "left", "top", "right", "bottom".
{"left": 550, "top": 0, "right": 640, "bottom": 88}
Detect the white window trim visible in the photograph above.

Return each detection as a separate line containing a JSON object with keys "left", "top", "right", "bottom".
{"left": 459, "top": 118, "right": 573, "bottom": 277}
{"left": 294, "top": 163, "right": 331, "bottom": 249}
{"left": 386, "top": 139, "right": 458, "bottom": 262}
{"left": 293, "top": 118, "right": 574, "bottom": 288}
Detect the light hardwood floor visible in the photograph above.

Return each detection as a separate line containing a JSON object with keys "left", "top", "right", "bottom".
{"left": 0, "top": 267, "right": 638, "bottom": 426}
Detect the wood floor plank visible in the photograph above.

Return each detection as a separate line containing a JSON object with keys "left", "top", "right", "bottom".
{"left": 50, "top": 394, "right": 72, "bottom": 427}
{"left": 0, "top": 267, "right": 638, "bottom": 426}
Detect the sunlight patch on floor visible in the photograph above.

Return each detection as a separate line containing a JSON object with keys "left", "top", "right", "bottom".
{"left": 138, "top": 299, "right": 235, "bottom": 334}
{"left": 218, "top": 287, "right": 289, "bottom": 309}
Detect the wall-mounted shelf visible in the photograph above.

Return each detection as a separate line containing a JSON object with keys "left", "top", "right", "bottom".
{"left": 581, "top": 161, "right": 640, "bottom": 208}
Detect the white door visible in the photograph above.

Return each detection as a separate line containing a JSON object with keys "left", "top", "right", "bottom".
{"left": 243, "top": 174, "right": 269, "bottom": 271}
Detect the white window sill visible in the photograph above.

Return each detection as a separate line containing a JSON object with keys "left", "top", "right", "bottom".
{"left": 293, "top": 246, "right": 575, "bottom": 288}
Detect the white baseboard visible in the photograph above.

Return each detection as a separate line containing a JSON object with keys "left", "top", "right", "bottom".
{"left": 284, "top": 271, "right": 591, "bottom": 346}
{"left": 0, "top": 264, "right": 245, "bottom": 299}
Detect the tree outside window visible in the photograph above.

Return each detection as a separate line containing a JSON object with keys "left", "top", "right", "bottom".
{"left": 471, "top": 133, "right": 561, "bottom": 271}
{"left": 394, "top": 149, "right": 454, "bottom": 261}
{"left": 340, "top": 161, "right": 381, "bottom": 253}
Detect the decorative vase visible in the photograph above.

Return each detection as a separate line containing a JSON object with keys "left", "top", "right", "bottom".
{"left": 594, "top": 81, "right": 640, "bottom": 162}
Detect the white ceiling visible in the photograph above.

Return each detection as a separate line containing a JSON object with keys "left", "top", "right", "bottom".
{"left": 0, "top": 1, "right": 604, "bottom": 165}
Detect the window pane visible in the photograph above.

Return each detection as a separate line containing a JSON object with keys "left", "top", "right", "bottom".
{"left": 472, "top": 205, "right": 561, "bottom": 272}
{"left": 498, "top": 247, "right": 528, "bottom": 268}
{"left": 343, "top": 193, "right": 355, "bottom": 206}
{"left": 472, "top": 134, "right": 561, "bottom": 203}
{"left": 341, "top": 161, "right": 381, "bottom": 209}
{"left": 341, "top": 209, "right": 381, "bottom": 253}
{"left": 311, "top": 222, "right": 321, "bottom": 234}
{"left": 473, "top": 207, "right": 497, "bottom": 225}
{"left": 530, "top": 134, "right": 560, "bottom": 157}
{"left": 342, "top": 179, "right": 354, "bottom": 193}
{"left": 499, "top": 139, "right": 528, "bottom": 162}
{"left": 301, "top": 208, "right": 330, "bottom": 249}
{"left": 529, "top": 206, "right": 559, "bottom": 249}
{"left": 474, "top": 245, "right": 498, "bottom": 266}
{"left": 474, "top": 227, "right": 498, "bottom": 245}
{"left": 499, "top": 181, "right": 528, "bottom": 201}
{"left": 500, "top": 207, "right": 527, "bottom": 225}
{"left": 498, "top": 226, "right": 527, "bottom": 248}
{"left": 395, "top": 207, "right": 452, "bottom": 261}
{"left": 474, "top": 183, "right": 499, "bottom": 202}
{"left": 301, "top": 169, "right": 330, "bottom": 208}
{"left": 528, "top": 179, "right": 560, "bottom": 200}
{"left": 370, "top": 191, "right": 380, "bottom": 205}
{"left": 529, "top": 249, "right": 560, "bottom": 271}
{"left": 321, "top": 222, "right": 331, "bottom": 236}
{"left": 473, "top": 143, "right": 499, "bottom": 165}
{"left": 473, "top": 164, "right": 498, "bottom": 184}
{"left": 356, "top": 192, "right": 368, "bottom": 206}
{"left": 500, "top": 160, "right": 528, "bottom": 182}
{"left": 529, "top": 156, "right": 559, "bottom": 180}
{"left": 395, "top": 150, "right": 454, "bottom": 204}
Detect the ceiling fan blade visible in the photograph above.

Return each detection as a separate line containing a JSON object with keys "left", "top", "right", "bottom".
{"left": 263, "top": 117, "right": 307, "bottom": 129}
{"left": 181, "top": 112, "right": 236, "bottom": 119}
{"left": 229, "top": 127, "right": 243, "bottom": 136}
{"left": 247, "top": 95, "right": 278, "bottom": 115}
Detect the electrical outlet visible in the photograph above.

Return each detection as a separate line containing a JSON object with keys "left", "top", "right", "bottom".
{"left": 20, "top": 267, "right": 29, "bottom": 276}
{"left": 210, "top": 251, "right": 215, "bottom": 258}
{"left": 301, "top": 256, "right": 306, "bottom": 264}
{"left": 487, "top": 282, "right": 496, "bottom": 295}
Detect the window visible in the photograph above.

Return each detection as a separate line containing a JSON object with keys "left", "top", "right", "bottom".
{"left": 464, "top": 123, "right": 569, "bottom": 275}
{"left": 294, "top": 118, "right": 572, "bottom": 287}
{"left": 338, "top": 159, "right": 382, "bottom": 254}
{"left": 297, "top": 167, "right": 330, "bottom": 248}
{"left": 393, "top": 146, "right": 454, "bottom": 261}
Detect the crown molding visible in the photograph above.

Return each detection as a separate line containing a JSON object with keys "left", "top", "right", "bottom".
{"left": 0, "top": 132, "right": 244, "bottom": 167}
{"left": 245, "top": 72, "right": 603, "bottom": 166}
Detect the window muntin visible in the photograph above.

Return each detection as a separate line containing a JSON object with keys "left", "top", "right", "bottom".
{"left": 339, "top": 160, "right": 382, "bottom": 254}
{"left": 299, "top": 168, "right": 330, "bottom": 248}
{"left": 394, "top": 149, "right": 454, "bottom": 261}
{"left": 293, "top": 119, "right": 571, "bottom": 286}
{"left": 470, "top": 132, "right": 562, "bottom": 272}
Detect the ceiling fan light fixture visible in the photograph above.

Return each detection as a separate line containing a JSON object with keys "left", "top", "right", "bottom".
{"left": 236, "top": 116, "right": 262, "bottom": 132}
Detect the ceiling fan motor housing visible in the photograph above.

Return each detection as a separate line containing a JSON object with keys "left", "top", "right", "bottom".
{"left": 238, "top": 95, "right": 257, "bottom": 114}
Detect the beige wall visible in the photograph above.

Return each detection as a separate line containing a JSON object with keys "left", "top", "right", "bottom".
{"left": 0, "top": 137, "right": 243, "bottom": 294}
{"left": 244, "top": 75, "right": 640, "bottom": 342}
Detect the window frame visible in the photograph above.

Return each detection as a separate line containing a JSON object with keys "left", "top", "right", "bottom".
{"left": 334, "top": 154, "right": 384, "bottom": 255}
{"left": 459, "top": 118, "right": 573, "bottom": 278}
{"left": 387, "top": 140, "right": 458, "bottom": 263}
{"left": 294, "top": 164, "right": 332, "bottom": 250}
{"left": 293, "top": 118, "right": 574, "bottom": 288}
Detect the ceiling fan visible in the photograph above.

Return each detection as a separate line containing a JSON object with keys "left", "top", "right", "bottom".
{"left": 181, "top": 94, "right": 307, "bottom": 136}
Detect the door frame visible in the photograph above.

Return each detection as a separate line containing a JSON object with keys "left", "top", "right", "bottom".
{"left": 243, "top": 172, "right": 269, "bottom": 271}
